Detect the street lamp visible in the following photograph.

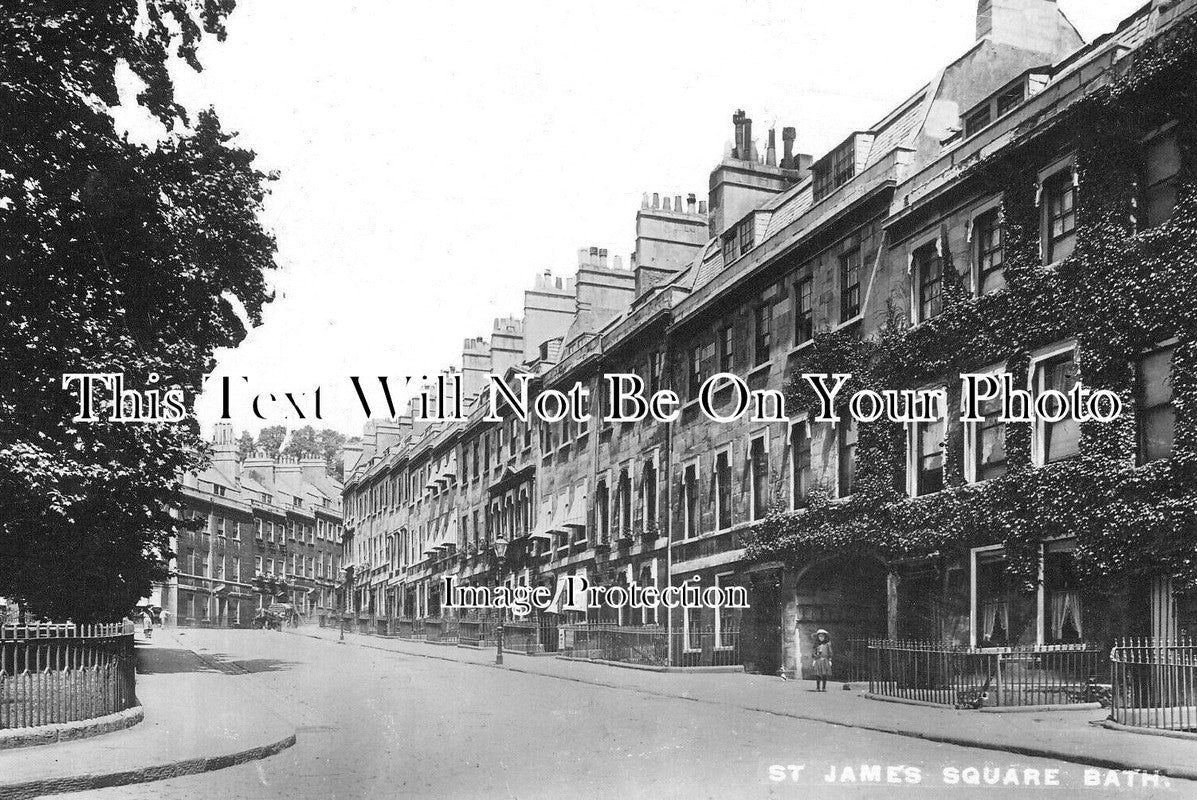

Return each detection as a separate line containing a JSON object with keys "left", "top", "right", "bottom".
{"left": 492, "top": 536, "right": 509, "bottom": 665}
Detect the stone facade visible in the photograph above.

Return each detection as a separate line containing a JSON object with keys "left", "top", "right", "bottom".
{"left": 163, "top": 423, "right": 344, "bottom": 627}
{"left": 340, "top": 0, "right": 1195, "bottom": 674}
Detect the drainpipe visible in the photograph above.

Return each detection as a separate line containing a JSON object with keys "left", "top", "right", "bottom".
{"left": 664, "top": 324, "right": 675, "bottom": 667}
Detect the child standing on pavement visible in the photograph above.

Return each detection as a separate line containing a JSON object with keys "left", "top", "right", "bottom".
{"left": 812, "top": 629, "right": 833, "bottom": 691}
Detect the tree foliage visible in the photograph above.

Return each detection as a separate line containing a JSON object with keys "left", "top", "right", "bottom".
{"left": 255, "top": 425, "right": 288, "bottom": 459}
{"left": 0, "top": 2, "right": 276, "bottom": 622}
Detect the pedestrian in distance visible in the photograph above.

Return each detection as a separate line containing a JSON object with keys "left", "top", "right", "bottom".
{"left": 812, "top": 629, "right": 833, "bottom": 691}
{"left": 142, "top": 609, "right": 155, "bottom": 640}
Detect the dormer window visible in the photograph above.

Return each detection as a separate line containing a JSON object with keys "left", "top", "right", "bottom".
{"left": 964, "top": 106, "right": 992, "bottom": 139}
{"left": 961, "top": 70, "right": 1048, "bottom": 141}
{"left": 721, "top": 216, "right": 756, "bottom": 264}
{"left": 813, "top": 137, "right": 857, "bottom": 202}
{"left": 995, "top": 83, "right": 1025, "bottom": 116}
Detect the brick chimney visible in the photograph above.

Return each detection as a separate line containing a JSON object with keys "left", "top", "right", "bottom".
{"left": 210, "top": 422, "right": 239, "bottom": 482}
{"left": 781, "top": 127, "right": 796, "bottom": 168}
{"left": 243, "top": 449, "right": 274, "bottom": 487}
{"left": 300, "top": 455, "right": 328, "bottom": 483}
{"left": 731, "top": 110, "right": 754, "bottom": 161}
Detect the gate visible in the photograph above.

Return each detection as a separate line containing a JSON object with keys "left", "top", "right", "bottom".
{"left": 538, "top": 613, "right": 559, "bottom": 652}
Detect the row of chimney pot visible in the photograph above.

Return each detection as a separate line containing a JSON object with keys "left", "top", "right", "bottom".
{"left": 576, "top": 246, "right": 624, "bottom": 270}
{"left": 641, "top": 192, "right": 706, "bottom": 216}
{"left": 732, "top": 109, "right": 800, "bottom": 169}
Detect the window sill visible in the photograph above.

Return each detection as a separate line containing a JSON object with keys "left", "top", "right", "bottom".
{"left": 787, "top": 340, "right": 815, "bottom": 358}
{"left": 833, "top": 314, "right": 864, "bottom": 332}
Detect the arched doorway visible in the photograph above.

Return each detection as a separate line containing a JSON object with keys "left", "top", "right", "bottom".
{"left": 787, "top": 555, "right": 888, "bottom": 679}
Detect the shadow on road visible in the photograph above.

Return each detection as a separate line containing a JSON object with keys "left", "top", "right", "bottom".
{"left": 135, "top": 645, "right": 298, "bottom": 675}
{"left": 204, "top": 653, "right": 300, "bottom": 674}
{"left": 136, "top": 645, "right": 222, "bottom": 674}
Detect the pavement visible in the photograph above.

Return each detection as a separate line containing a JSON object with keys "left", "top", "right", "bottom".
{"left": 3, "top": 625, "right": 1195, "bottom": 799}
{"left": 66, "top": 628, "right": 1193, "bottom": 799}
{"left": 293, "top": 624, "right": 1197, "bottom": 782}
{"left": 0, "top": 632, "right": 295, "bottom": 800}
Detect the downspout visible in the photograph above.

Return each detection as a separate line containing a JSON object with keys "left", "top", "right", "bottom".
{"left": 664, "top": 321, "right": 675, "bottom": 667}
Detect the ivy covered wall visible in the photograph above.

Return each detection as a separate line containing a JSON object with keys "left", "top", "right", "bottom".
{"left": 748, "top": 20, "right": 1197, "bottom": 599}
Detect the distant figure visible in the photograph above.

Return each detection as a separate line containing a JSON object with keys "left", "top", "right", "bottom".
{"left": 159, "top": 609, "right": 170, "bottom": 628}
{"left": 142, "top": 609, "right": 155, "bottom": 639}
{"left": 812, "top": 629, "right": 833, "bottom": 692}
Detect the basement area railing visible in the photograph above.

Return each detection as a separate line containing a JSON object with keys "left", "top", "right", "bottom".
{"left": 867, "top": 639, "right": 1104, "bottom": 708}
{"left": 1110, "top": 638, "right": 1197, "bottom": 732}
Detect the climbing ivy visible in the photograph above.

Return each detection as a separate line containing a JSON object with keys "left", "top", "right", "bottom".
{"left": 749, "top": 19, "right": 1197, "bottom": 595}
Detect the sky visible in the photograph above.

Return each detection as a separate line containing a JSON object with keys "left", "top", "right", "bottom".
{"left": 118, "top": 0, "right": 1144, "bottom": 438}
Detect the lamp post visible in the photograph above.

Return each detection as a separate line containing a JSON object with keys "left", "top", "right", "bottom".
{"left": 492, "top": 536, "right": 509, "bottom": 665}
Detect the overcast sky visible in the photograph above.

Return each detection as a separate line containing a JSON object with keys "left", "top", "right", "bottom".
{"left": 129, "top": 0, "right": 1141, "bottom": 438}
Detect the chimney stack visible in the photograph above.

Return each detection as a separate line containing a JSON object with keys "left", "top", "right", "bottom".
{"left": 974, "top": 0, "right": 1083, "bottom": 56}
{"left": 766, "top": 129, "right": 777, "bottom": 167}
{"left": 686, "top": 193, "right": 696, "bottom": 214}
{"left": 663, "top": 196, "right": 671, "bottom": 212}
{"left": 652, "top": 192, "right": 660, "bottom": 209}
{"left": 598, "top": 248, "right": 608, "bottom": 268}
{"left": 210, "top": 422, "right": 239, "bottom": 481}
{"left": 732, "top": 110, "right": 751, "bottom": 160}
{"left": 698, "top": 200, "right": 708, "bottom": 215}
{"left": 782, "top": 127, "right": 796, "bottom": 168}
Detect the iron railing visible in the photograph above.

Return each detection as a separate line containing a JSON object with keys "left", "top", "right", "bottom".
{"left": 459, "top": 613, "right": 497, "bottom": 648}
{"left": 1111, "top": 638, "right": 1197, "bottom": 731}
{"left": 425, "top": 618, "right": 460, "bottom": 644}
{"left": 0, "top": 622, "right": 137, "bottom": 729}
{"left": 867, "top": 639, "right": 1103, "bottom": 707}
{"left": 840, "top": 638, "right": 873, "bottom": 683}
{"left": 558, "top": 624, "right": 741, "bottom": 668}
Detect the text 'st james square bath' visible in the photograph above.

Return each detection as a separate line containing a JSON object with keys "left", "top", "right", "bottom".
{"left": 4, "top": 0, "right": 1197, "bottom": 798}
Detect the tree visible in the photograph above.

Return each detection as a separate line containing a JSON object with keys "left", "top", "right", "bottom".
{"left": 236, "top": 430, "right": 256, "bottom": 461}
{"left": 281, "top": 425, "right": 319, "bottom": 460}
{"left": 256, "top": 425, "right": 288, "bottom": 460}
{"left": 318, "top": 429, "right": 348, "bottom": 479}
{"left": 0, "top": 3, "right": 276, "bottom": 622}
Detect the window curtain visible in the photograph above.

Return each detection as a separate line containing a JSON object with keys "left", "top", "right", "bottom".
{"left": 1050, "top": 590, "right": 1083, "bottom": 640}
{"left": 981, "top": 600, "right": 1009, "bottom": 641}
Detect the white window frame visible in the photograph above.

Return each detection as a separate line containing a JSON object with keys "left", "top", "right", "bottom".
{"left": 967, "top": 195, "right": 1004, "bottom": 296}
{"left": 682, "top": 458, "right": 701, "bottom": 540}
{"left": 963, "top": 363, "right": 1008, "bottom": 483}
{"left": 787, "top": 416, "right": 812, "bottom": 511}
{"left": 640, "top": 449, "right": 660, "bottom": 534}
{"left": 640, "top": 558, "right": 658, "bottom": 626}
{"left": 1037, "top": 154, "right": 1078, "bottom": 268}
{"left": 747, "top": 431, "right": 771, "bottom": 521}
{"left": 969, "top": 544, "right": 1006, "bottom": 649}
{"left": 1135, "top": 338, "right": 1179, "bottom": 465}
{"left": 682, "top": 600, "right": 700, "bottom": 653}
{"left": 834, "top": 418, "right": 857, "bottom": 501}
{"left": 906, "top": 229, "right": 942, "bottom": 325}
{"left": 905, "top": 385, "right": 947, "bottom": 497}
{"left": 713, "top": 445, "right": 735, "bottom": 532}
{"left": 1028, "top": 341, "right": 1079, "bottom": 467}
{"left": 714, "top": 571, "right": 735, "bottom": 650}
